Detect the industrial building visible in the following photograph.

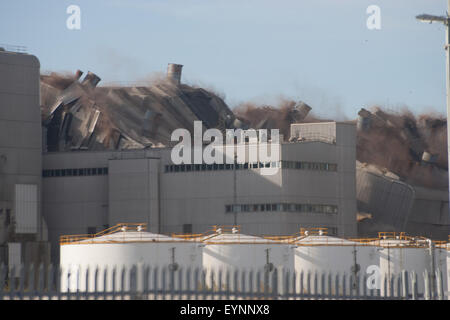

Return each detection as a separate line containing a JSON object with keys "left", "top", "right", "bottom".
{"left": 43, "top": 119, "right": 357, "bottom": 263}
{"left": 0, "top": 47, "right": 448, "bottom": 273}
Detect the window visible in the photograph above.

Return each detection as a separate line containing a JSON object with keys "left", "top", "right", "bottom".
{"left": 42, "top": 167, "right": 109, "bottom": 178}
{"left": 225, "top": 203, "right": 338, "bottom": 215}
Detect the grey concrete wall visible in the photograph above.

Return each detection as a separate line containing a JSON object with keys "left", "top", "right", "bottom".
{"left": 108, "top": 158, "right": 160, "bottom": 233}
{"left": 0, "top": 51, "right": 43, "bottom": 250}
{"left": 42, "top": 122, "right": 358, "bottom": 262}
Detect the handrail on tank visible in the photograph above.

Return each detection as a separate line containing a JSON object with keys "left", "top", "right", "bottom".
{"left": 299, "top": 227, "right": 328, "bottom": 236}
{"left": 60, "top": 223, "right": 147, "bottom": 245}
{"left": 171, "top": 225, "right": 241, "bottom": 241}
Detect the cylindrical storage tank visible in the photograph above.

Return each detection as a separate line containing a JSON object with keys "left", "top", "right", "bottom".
{"left": 293, "top": 232, "right": 379, "bottom": 294}
{"left": 201, "top": 229, "right": 294, "bottom": 291}
{"left": 378, "top": 238, "right": 448, "bottom": 297}
{"left": 167, "top": 63, "right": 183, "bottom": 85}
{"left": 60, "top": 224, "right": 203, "bottom": 292}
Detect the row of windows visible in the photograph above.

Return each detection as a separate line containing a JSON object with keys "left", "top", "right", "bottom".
{"left": 42, "top": 168, "right": 108, "bottom": 178}
{"left": 164, "top": 161, "right": 337, "bottom": 173}
{"left": 225, "top": 203, "right": 338, "bottom": 214}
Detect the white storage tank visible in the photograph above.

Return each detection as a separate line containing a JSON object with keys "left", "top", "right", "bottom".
{"left": 378, "top": 232, "right": 447, "bottom": 296}
{"left": 200, "top": 226, "right": 294, "bottom": 290}
{"left": 292, "top": 228, "right": 379, "bottom": 294}
{"left": 60, "top": 223, "right": 203, "bottom": 292}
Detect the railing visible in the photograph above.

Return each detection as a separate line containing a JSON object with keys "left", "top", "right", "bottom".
{"left": 60, "top": 223, "right": 148, "bottom": 245}
{"left": 289, "top": 133, "right": 336, "bottom": 145}
{"left": 0, "top": 44, "right": 27, "bottom": 53}
{"left": 0, "top": 264, "right": 446, "bottom": 300}
{"left": 61, "top": 224, "right": 449, "bottom": 248}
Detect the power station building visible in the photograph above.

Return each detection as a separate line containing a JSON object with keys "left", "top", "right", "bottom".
{"left": 0, "top": 50, "right": 359, "bottom": 265}
{"left": 43, "top": 121, "right": 357, "bottom": 263}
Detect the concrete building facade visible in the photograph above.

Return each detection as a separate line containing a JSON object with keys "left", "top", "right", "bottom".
{"left": 42, "top": 122, "right": 357, "bottom": 262}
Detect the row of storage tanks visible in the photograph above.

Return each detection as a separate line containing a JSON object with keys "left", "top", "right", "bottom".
{"left": 60, "top": 224, "right": 450, "bottom": 295}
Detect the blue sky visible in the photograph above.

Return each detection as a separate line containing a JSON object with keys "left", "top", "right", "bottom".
{"left": 0, "top": 0, "right": 448, "bottom": 118}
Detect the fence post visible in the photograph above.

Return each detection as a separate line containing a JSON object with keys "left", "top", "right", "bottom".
{"left": 362, "top": 273, "right": 367, "bottom": 299}
{"left": 18, "top": 264, "right": 25, "bottom": 299}
{"left": 225, "top": 269, "right": 230, "bottom": 300}
{"left": 292, "top": 271, "right": 297, "bottom": 300}
{"left": 320, "top": 272, "right": 325, "bottom": 299}
{"left": 201, "top": 269, "right": 207, "bottom": 300}
{"left": 327, "top": 272, "right": 332, "bottom": 299}
{"left": 103, "top": 266, "right": 108, "bottom": 299}
{"left": 112, "top": 266, "right": 117, "bottom": 299}
{"left": 255, "top": 269, "right": 261, "bottom": 300}
{"left": 334, "top": 272, "right": 339, "bottom": 298}
{"left": 435, "top": 269, "right": 443, "bottom": 300}
{"left": 0, "top": 264, "right": 5, "bottom": 298}
{"left": 299, "top": 271, "right": 304, "bottom": 299}
{"left": 401, "top": 270, "right": 408, "bottom": 300}
{"left": 271, "top": 268, "right": 278, "bottom": 300}
{"left": 424, "top": 269, "right": 430, "bottom": 300}
{"left": 120, "top": 265, "right": 126, "bottom": 300}
{"left": 283, "top": 269, "right": 290, "bottom": 300}
{"left": 177, "top": 267, "right": 183, "bottom": 300}
{"left": 194, "top": 267, "right": 199, "bottom": 300}
{"left": 410, "top": 271, "right": 417, "bottom": 300}
{"left": 186, "top": 267, "right": 191, "bottom": 300}
{"left": 306, "top": 271, "right": 311, "bottom": 298}
{"left": 162, "top": 266, "right": 167, "bottom": 300}
{"left": 94, "top": 265, "right": 99, "bottom": 299}
{"left": 152, "top": 266, "right": 159, "bottom": 300}
{"left": 342, "top": 273, "right": 347, "bottom": 298}
{"left": 218, "top": 268, "right": 223, "bottom": 300}
{"left": 38, "top": 263, "right": 44, "bottom": 299}
{"left": 47, "top": 264, "right": 54, "bottom": 298}
{"left": 56, "top": 266, "right": 62, "bottom": 300}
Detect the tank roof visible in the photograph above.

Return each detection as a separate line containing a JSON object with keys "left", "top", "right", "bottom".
{"left": 293, "top": 235, "right": 359, "bottom": 246}
{"left": 202, "top": 232, "right": 279, "bottom": 244}
{"left": 60, "top": 223, "right": 197, "bottom": 245}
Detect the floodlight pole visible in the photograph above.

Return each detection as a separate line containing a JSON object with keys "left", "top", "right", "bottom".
{"left": 417, "top": 1, "right": 450, "bottom": 202}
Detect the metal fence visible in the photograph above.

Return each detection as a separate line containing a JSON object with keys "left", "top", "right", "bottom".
{"left": 0, "top": 264, "right": 447, "bottom": 300}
